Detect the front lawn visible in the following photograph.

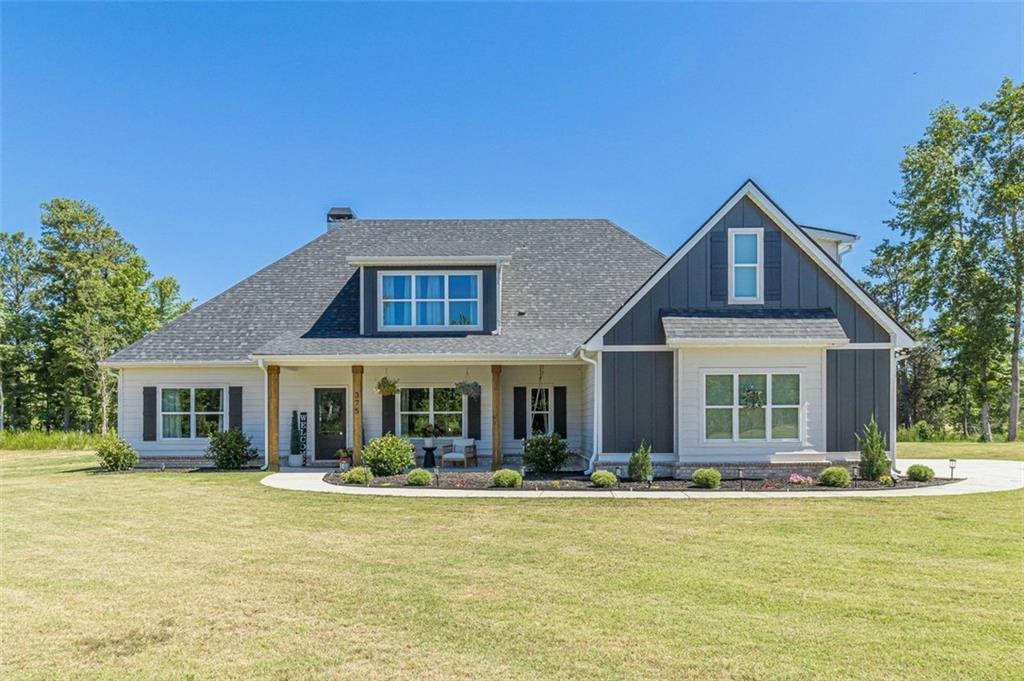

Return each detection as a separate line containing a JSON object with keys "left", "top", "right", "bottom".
{"left": 2, "top": 450, "right": 1022, "bottom": 680}
{"left": 900, "top": 440, "right": 1024, "bottom": 461}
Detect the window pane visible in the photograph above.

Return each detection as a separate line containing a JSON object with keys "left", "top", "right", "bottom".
{"left": 530, "top": 412, "right": 549, "bottom": 435}
{"left": 738, "top": 407, "right": 766, "bottom": 439}
{"left": 448, "top": 275, "right": 477, "bottom": 299}
{"left": 382, "top": 275, "right": 411, "bottom": 300}
{"left": 416, "top": 275, "right": 445, "bottom": 299}
{"left": 318, "top": 392, "right": 345, "bottom": 432}
{"left": 436, "top": 413, "right": 463, "bottom": 437}
{"left": 401, "top": 388, "right": 430, "bottom": 412}
{"left": 738, "top": 374, "right": 767, "bottom": 397}
{"left": 772, "top": 374, "right": 800, "bottom": 405}
{"left": 705, "top": 408, "right": 732, "bottom": 440}
{"left": 196, "top": 413, "right": 222, "bottom": 437}
{"left": 705, "top": 375, "right": 733, "bottom": 406}
{"left": 734, "top": 234, "right": 758, "bottom": 264}
{"left": 772, "top": 408, "right": 799, "bottom": 439}
{"left": 448, "top": 301, "right": 478, "bottom": 326}
{"left": 162, "top": 414, "right": 190, "bottom": 438}
{"left": 416, "top": 301, "right": 444, "bottom": 326}
{"left": 734, "top": 267, "right": 757, "bottom": 298}
{"left": 400, "top": 414, "right": 430, "bottom": 437}
{"left": 530, "top": 388, "right": 549, "bottom": 411}
{"left": 383, "top": 301, "right": 412, "bottom": 326}
{"left": 433, "top": 388, "right": 462, "bottom": 412}
{"left": 161, "top": 388, "right": 190, "bottom": 412}
{"left": 195, "top": 388, "right": 222, "bottom": 412}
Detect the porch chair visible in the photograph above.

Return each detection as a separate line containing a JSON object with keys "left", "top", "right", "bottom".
{"left": 439, "top": 438, "right": 478, "bottom": 468}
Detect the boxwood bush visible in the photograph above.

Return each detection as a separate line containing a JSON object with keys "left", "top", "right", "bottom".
{"left": 691, "top": 467, "right": 721, "bottom": 489}
{"left": 820, "top": 466, "right": 851, "bottom": 488}
{"left": 628, "top": 441, "right": 653, "bottom": 482}
{"left": 906, "top": 464, "right": 935, "bottom": 482}
{"left": 590, "top": 470, "right": 617, "bottom": 488}
{"left": 205, "top": 428, "right": 257, "bottom": 470}
{"left": 406, "top": 468, "right": 433, "bottom": 486}
{"left": 522, "top": 432, "right": 569, "bottom": 473}
{"left": 341, "top": 466, "right": 374, "bottom": 485}
{"left": 363, "top": 433, "right": 415, "bottom": 476}
{"left": 492, "top": 469, "right": 522, "bottom": 488}
{"left": 95, "top": 436, "right": 139, "bottom": 471}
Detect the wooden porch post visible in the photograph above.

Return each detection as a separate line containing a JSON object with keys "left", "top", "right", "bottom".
{"left": 491, "top": 365, "right": 502, "bottom": 470}
{"left": 352, "top": 365, "right": 364, "bottom": 466}
{"left": 267, "top": 364, "right": 280, "bottom": 471}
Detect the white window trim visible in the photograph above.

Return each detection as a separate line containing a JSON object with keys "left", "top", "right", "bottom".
{"left": 157, "top": 385, "right": 228, "bottom": 441}
{"left": 699, "top": 369, "right": 802, "bottom": 444}
{"left": 526, "top": 385, "right": 554, "bottom": 437}
{"left": 727, "top": 227, "right": 764, "bottom": 305}
{"left": 378, "top": 270, "right": 483, "bottom": 331}
{"left": 397, "top": 386, "right": 467, "bottom": 438}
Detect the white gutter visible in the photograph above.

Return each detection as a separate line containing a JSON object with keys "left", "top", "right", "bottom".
{"left": 577, "top": 348, "right": 601, "bottom": 475}
{"left": 248, "top": 353, "right": 581, "bottom": 366}
{"left": 258, "top": 358, "right": 269, "bottom": 471}
{"left": 345, "top": 255, "right": 512, "bottom": 266}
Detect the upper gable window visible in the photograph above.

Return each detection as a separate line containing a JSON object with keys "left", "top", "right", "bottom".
{"left": 728, "top": 228, "right": 764, "bottom": 304}
{"left": 379, "top": 271, "right": 481, "bottom": 330}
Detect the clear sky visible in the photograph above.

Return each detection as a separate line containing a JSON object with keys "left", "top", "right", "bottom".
{"left": 3, "top": 2, "right": 1020, "bottom": 304}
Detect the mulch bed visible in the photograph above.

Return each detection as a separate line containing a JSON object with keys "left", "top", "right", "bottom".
{"left": 322, "top": 470, "right": 960, "bottom": 492}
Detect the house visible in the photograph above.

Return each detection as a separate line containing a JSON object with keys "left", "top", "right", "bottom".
{"left": 103, "top": 180, "right": 914, "bottom": 475}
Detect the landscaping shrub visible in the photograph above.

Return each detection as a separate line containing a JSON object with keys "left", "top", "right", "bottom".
{"left": 406, "top": 468, "right": 433, "bottom": 486}
{"left": 363, "top": 433, "right": 415, "bottom": 476}
{"left": 691, "top": 467, "right": 721, "bottom": 489}
{"left": 906, "top": 464, "right": 935, "bottom": 482}
{"left": 522, "top": 432, "right": 569, "bottom": 473}
{"left": 590, "top": 470, "right": 617, "bottom": 488}
{"left": 492, "top": 469, "right": 522, "bottom": 488}
{"left": 857, "top": 415, "right": 889, "bottom": 480}
{"left": 205, "top": 428, "right": 257, "bottom": 470}
{"left": 341, "top": 466, "right": 374, "bottom": 485}
{"left": 95, "top": 436, "right": 139, "bottom": 471}
{"left": 628, "top": 440, "right": 653, "bottom": 482}
{"left": 820, "top": 466, "right": 851, "bottom": 488}
{"left": 788, "top": 473, "right": 814, "bottom": 486}
{"left": 878, "top": 474, "right": 894, "bottom": 486}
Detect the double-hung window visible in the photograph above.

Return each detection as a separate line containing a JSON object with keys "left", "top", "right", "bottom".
{"left": 728, "top": 228, "right": 763, "bottom": 304}
{"left": 380, "top": 272, "right": 481, "bottom": 330}
{"left": 160, "top": 387, "right": 225, "bottom": 439}
{"left": 398, "top": 387, "right": 465, "bottom": 437}
{"left": 528, "top": 388, "right": 552, "bottom": 436}
{"left": 703, "top": 372, "right": 800, "bottom": 442}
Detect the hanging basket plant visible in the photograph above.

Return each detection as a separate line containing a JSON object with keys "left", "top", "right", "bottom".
{"left": 375, "top": 375, "right": 399, "bottom": 396}
{"left": 739, "top": 386, "right": 766, "bottom": 409}
{"left": 455, "top": 380, "right": 482, "bottom": 399}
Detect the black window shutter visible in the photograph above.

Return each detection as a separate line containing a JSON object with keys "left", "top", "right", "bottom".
{"left": 381, "top": 394, "right": 396, "bottom": 435}
{"left": 467, "top": 393, "right": 481, "bottom": 440}
{"left": 513, "top": 386, "right": 527, "bottom": 439}
{"left": 553, "top": 386, "right": 567, "bottom": 438}
{"left": 764, "top": 230, "right": 781, "bottom": 302}
{"left": 143, "top": 387, "right": 157, "bottom": 441}
{"left": 710, "top": 230, "right": 727, "bottom": 302}
{"left": 229, "top": 387, "right": 243, "bottom": 430}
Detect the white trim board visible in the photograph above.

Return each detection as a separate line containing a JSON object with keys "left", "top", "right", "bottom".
{"left": 583, "top": 180, "right": 916, "bottom": 350}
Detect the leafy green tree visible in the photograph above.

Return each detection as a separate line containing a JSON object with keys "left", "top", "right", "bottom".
{"left": 0, "top": 232, "right": 43, "bottom": 430}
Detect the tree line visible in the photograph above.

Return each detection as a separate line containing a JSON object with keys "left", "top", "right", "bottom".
{"left": 0, "top": 199, "right": 192, "bottom": 434}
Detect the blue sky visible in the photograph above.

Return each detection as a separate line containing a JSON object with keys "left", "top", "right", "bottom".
{"left": 3, "top": 2, "right": 1020, "bottom": 303}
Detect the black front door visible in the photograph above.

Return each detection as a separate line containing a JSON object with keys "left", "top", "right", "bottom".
{"left": 315, "top": 388, "right": 347, "bottom": 461}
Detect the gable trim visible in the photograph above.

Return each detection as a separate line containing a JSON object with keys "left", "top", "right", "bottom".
{"left": 583, "top": 180, "right": 915, "bottom": 349}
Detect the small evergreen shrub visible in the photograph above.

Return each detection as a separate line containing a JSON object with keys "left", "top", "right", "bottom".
{"left": 856, "top": 415, "right": 889, "bottom": 480}
{"left": 95, "top": 436, "right": 139, "bottom": 471}
{"left": 906, "top": 464, "right": 935, "bottom": 482}
{"left": 691, "top": 468, "right": 722, "bottom": 489}
{"left": 590, "top": 470, "right": 617, "bottom": 488}
{"left": 820, "top": 466, "right": 851, "bottom": 488}
{"left": 363, "top": 433, "right": 415, "bottom": 476}
{"left": 406, "top": 468, "right": 433, "bottom": 486}
{"left": 492, "top": 469, "right": 522, "bottom": 488}
{"left": 290, "top": 411, "right": 301, "bottom": 458}
{"left": 341, "top": 466, "right": 374, "bottom": 485}
{"left": 628, "top": 440, "right": 654, "bottom": 482}
{"left": 522, "top": 432, "right": 569, "bottom": 473}
{"left": 205, "top": 428, "right": 257, "bottom": 470}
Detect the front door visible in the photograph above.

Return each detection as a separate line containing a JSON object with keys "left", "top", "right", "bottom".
{"left": 315, "top": 388, "right": 347, "bottom": 461}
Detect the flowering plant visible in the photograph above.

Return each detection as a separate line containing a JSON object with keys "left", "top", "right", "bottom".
{"left": 788, "top": 473, "right": 814, "bottom": 486}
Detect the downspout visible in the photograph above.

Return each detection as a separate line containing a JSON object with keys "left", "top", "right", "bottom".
{"left": 578, "top": 348, "right": 600, "bottom": 474}
{"left": 258, "top": 358, "right": 269, "bottom": 471}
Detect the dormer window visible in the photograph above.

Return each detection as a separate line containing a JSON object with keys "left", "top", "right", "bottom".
{"left": 379, "top": 271, "right": 481, "bottom": 330}
{"left": 728, "top": 228, "right": 764, "bottom": 304}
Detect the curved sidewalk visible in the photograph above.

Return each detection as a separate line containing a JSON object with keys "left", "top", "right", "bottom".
{"left": 260, "top": 458, "right": 1024, "bottom": 500}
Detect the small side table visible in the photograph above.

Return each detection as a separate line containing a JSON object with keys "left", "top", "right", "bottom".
{"left": 422, "top": 445, "right": 438, "bottom": 469}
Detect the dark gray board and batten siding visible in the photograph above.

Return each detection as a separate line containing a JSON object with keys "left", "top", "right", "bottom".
{"left": 362, "top": 266, "right": 498, "bottom": 336}
{"left": 600, "top": 197, "right": 891, "bottom": 455}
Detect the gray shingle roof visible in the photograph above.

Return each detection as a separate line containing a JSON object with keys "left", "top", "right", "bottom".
{"left": 661, "top": 308, "right": 849, "bottom": 343}
{"left": 106, "top": 219, "right": 665, "bottom": 363}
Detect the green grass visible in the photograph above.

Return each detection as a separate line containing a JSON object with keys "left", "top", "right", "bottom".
{"left": 900, "top": 440, "right": 1024, "bottom": 461}
{"left": 0, "top": 429, "right": 108, "bottom": 451}
{"left": 2, "top": 450, "right": 1022, "bottom": 680}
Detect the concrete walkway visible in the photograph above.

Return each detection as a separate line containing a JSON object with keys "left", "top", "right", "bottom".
{"left": 260, "top": 458, "right": 1024, "bottom": 500}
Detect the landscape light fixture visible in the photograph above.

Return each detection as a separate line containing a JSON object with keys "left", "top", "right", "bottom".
{"left": 949, "top": 459, "right": 957, "bottom": 480}
{"left": 646, "top": 472, "right": 654, "bottom": 489}
{"left": 737, "top": 467, "right": 745, "bottom": 492}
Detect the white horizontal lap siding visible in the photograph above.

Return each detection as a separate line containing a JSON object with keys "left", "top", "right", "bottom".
{"left": 119, "top": 366, "right": 265, "bottom": 457}
{"left": 501, "top": 365, "right": 585, "bottom": 455}
{"left": 678, "top": 347, "right": 824, "bottom": 462}
{"left": 277, "top": 366, "right": 354, "bottom": 458}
